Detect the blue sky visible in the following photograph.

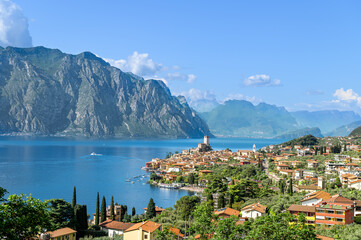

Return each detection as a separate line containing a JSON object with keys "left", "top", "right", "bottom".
{"left": 1, "top": 0, "right": 361, "bottom": 113}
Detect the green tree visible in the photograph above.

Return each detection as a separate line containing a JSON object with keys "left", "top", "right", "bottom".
{"left": 154, "top": 225, "right": 177, "bottom": 240}
{"left": 0, "top": 186, "right": 7, "bottom": 202}
{"left": 0, "top": 194, "right": 50, "bottom": 239}
{"left": 146, "top": 198, "right": 156, "bottom": 219}
{"left": 288, "top": 178, "right": 293, "bottom": 196}
{"left": 72, "top": 186, "right": 76, "bottom": 208}
{"left": 101, "top": 196, "right": 106, "bottom": 223}
{"left": 191, "top": 203, "right": 215, "bottom": 240}
{"left": 74, "top": 204, "right": 88, "bottom": 234}
{"left": 188, "top": 173, "right": 195, "bottom": 184}
{"left": 132, "top": 207, "right": 136, "bottom": 216}
{"left": 217, "top": 193, "right": 225, "bottom": 208}
{"left": 213, "top": 215, "right": 245, "bottom": 240}
{"left": 110, "top": 196, "right": 114, "bottom": 220}
{"left": 47, "top": 199, "right": 73, "bottom": 230}
{"left": 335, "top": 177, "right": 342, "bottom": 187}
{"left": 95, "top": 192, "right": 100, "bottom": 225}
{"left": 174, "top": 195, "right": 201, "bottom": 220}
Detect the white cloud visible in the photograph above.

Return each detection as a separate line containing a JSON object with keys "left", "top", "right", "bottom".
{"left": 223, "top": 93, "right": 262, "bottom": 105}
{"left": 166, "top": 72, "right": 196, "bottom": 83}
{"left": 0, "top": 0, "right": 32, "bottom": 47}
{"left": 334, "top": 88, "right": 361, "bottom": 102}
{"left": 180, "top": 88, "right": 216, "bottom": 102}
{"left": 103, "top": 51, "right": 196, "bottom": 84}
{"left": 104, "top": 51, "right": 162, "bottom": 77}
{"left": 243, "top": 74, "right": 281, "bottom": 87}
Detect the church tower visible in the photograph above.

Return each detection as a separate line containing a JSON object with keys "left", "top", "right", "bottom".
{"left": 253, "top": 144, "right": 256, "bottom": 153}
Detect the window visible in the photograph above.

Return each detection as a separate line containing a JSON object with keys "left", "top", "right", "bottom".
{"left": 336, "top": 211, "right": 343, "bottom": 215}
{"left": 336, "top": 218, "right": 343, "bottom": 222}
{"left": 144, "top": 235, "right": 148, "bottom": 239}
{"left": 327, "top": 210, "right": 334, "bottom": 214}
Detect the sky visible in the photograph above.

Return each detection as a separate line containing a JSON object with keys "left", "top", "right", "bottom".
{"left": 1, "top": 0, "right": 361, "bottom": 113}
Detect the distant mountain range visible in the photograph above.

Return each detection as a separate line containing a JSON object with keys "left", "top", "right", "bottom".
{"left": 199, "top": 100, "right": 298, "bottom": 138}
{"left": 198, "top": 100, "right": 361, "bottom": 138}
{"left": 274, "top": 127, "right": 323, "bottom": 139}
{"left": 0, "top": 46, "right": 212, "bottom": 138}
{"left": 290, "top": 110, "right": 361, "bottom": 133}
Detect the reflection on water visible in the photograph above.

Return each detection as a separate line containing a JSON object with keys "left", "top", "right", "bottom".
{"left": 0, "top": 136, "right": 284, "bottom": 213}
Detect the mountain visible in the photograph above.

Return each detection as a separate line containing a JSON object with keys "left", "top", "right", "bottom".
{"left": 326, "top": 120, "right": 361, "bottom": 137}
{"left": 349, "top": 126, "right": 361, "bottom": 137}
{"left": 282, "top": 134, "right": 320, "bottom": 147}
{"left": 199, "top": 100, "right": 298, "bottom": 138}
{"left": 274, "top": 127, "right": 323, "bottom": 139}
{"left": 0, "top": 46, "right": 212, "bottom": 138}
{"left": 291, "top": 110, "right": 361, "bottom": 133}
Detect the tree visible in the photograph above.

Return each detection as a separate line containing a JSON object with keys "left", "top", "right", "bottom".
{"left": 174, "top": 195, "right": 201, "bottom": 220}
{"left": 335, "top": 177, "right": 342, "bottom": 187}
{"left": 213, "top": 215, "right": 244, "bottom": 240}
{"left": 146, "top": 198, "right": 156, "bottom": 219}
{"left": 95, "top": 192, "right": 100, "bottom": 225}
{"left": 47, "top": 199, "right": 73, "bottom": 230}
{"left": 154, "top": 225, "right": 178, "bottom": 240}
{"left": 188, "top": 173, "right": 195, "bottom": 184}
{"left": 279, "top": 179, "right": 285, "bottom": 194}
{"left": 132, "top": 207, "right": 136, "bottom": 216}
{"left": 288, "top": 178, "right": 293, "bottom": 196}
{"left": 74, "top": 204, "right": 88, "bottom": 233}
{"left": 0, "top": 186, "right": 7, "bottom": 202}
{"left": 150, "top": 172, "right": 159, "bottom": 181}
{"left": 72, "top": 186, "right": 76, "bottom": 208}
{"left": 110, "top": 196, "right": 114, "bottom": 220}
{"left": 120, "top": 205, "right": 128, "bottom": 220}
{"left": 191, "top": 203, "right": 215, "bottom": 240}
{"left": 218, "top": 193, "right": 225, "bottom": 208}
{"left": 101, "top": 196, "right": 106, "bottom": 223}
{"left": 0, "top": 194, "right": 50, "bottom": 239}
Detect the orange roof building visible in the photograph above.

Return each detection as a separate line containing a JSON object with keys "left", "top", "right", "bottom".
{"left": 214, "top": 207, "right": 240, "bottom": 218}
{"left": 124, "top": 221, "right": 162, "bottom": 240}
{"left": 99, "top": 220, "right": 135, "bottom": 237}
{"left": 44, "top": 227, "right": 77, "bottom": 240}
{"left": 241, "top": 203, "right": 266, "bottom": 219}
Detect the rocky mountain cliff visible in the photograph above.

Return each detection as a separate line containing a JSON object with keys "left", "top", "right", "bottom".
{"left": 0, "top": 46, "right": 212, "bottom": 138}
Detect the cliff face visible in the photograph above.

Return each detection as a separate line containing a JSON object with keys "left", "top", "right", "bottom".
{"left": 0, "top": 46, "right": 212, "bottom": 138}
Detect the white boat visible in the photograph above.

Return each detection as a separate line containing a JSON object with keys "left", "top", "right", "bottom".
{"left": 90, "top": 152, "right": 102, "bottom": 156}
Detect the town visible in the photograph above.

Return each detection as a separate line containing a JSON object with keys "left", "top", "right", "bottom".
{"left": 3, "top": 134, "right": 361, "bottom": 239}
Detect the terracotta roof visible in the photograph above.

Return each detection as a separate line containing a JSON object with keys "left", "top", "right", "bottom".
{"left": 214, "top": 207, "right": 240, "bottom": 217}
{"left": 349, "top": 179, "right": 361, "bottom": 185}
{"left": 124, "top": 220, "right": 161, "bottom": 233}
{"left": 169, "top": 227, "right": 184, "bottom": 237}
{"left": 241, "top": 203, "right": 266, "bottom": 214}
{"left": 301, "top": 191, "right": 331, "bottom": 202}
{"left": 195, "top": 234, "right": 213, "bottom": 239}
{"left": 143, "top": 206, "right": 165, "bottom": 212}
{"left": 323, "top": 194, "right": 353, "bottom": 204}
{"left": 288, "top": 204, "right": 315, "bottom": 213}
{"left": 99, "top": 220, "right": 135, "bottom": 230}
{"left": 47, "top": 228, "right": 76, "bottom": 237}
{"left": 316, "top": 234, "right": 335, "bottom": 240}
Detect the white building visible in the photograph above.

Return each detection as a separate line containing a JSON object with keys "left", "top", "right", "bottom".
{"left": 241, "top": 203, "right": 266, "bottom": 219}
{"left": 99, "top": 220, "right": 135, "bottom": 237}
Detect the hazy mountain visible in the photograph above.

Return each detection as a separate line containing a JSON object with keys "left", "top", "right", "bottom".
{"left": 349, "top": 125, "right": 361, "bottom": 137}
{"left": 200, "top": 100, "right": 298, "bottom": 138}
{"left": 291, "top": 110, "right": 361, "bottom": 133}
{"left": 326, "top": 120, "right": 361, "bottom": 137}
{"left": 274, "top": 127, "right": 323, "bottom": 139}
{"left": 0, "top": 46, "right": 212, "bottom": 138}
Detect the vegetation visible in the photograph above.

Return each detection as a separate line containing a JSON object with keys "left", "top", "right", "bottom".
{"left": 282, "top": 134, "right": 319, "bottom": 147}
{"left": 146, "top": 198, "right": 156, "bottom": 219}
{"left": 101, "top": 196, "right": 106, "bottom": 223}
{"left": 95, "top": 192, "right": 100, "bottom": 225}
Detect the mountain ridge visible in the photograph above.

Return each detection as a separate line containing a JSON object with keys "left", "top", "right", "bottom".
{"left": 0, "top": 46, "right": 212, "bottom": 138}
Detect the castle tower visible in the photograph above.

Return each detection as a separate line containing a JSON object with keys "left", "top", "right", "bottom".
{"left": 318, "top": 176, "right": 325, "bottom": 189}
{"left": 204, "top": 136, "right": 209, "bottom": 146}
{"left": 253, "top": 144, "right": 256, "bottom": 153}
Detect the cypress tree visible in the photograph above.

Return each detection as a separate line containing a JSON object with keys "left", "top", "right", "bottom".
{"left": 110, "top": 196, "right": 114, "bottom": 220}
{"left": 95, "top": 192, "right": 100, "bottom": 225}
{"left": 132, "top": 207, "right": 136, "bottom": 216}
{"left": 101, "top": 196, "right": 106, "bottom": 223}
{"left": 217, "top": 193, "right": 225, "bottom": 208}
{"left": 72, "top": 186, "right": 77, "bottom": 208}
{"left": 145, "top": 198, "right": 156, "bottom": 219}
{"left": 288, "top": 178, "right": 293, "bottom": 196}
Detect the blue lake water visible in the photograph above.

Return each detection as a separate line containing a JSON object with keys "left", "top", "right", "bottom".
{"left": 0, "top": 136, "right": 284, "bottom": 215}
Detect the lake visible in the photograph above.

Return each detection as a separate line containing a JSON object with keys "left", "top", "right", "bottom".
{"left": 0, "top": 136, "right": 285, "bottom": 215}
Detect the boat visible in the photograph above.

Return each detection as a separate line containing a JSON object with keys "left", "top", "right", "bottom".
{"left": 90, "top": 152, "right": 102, "bottom": 156}
{"left": 125, "top": 178, "right": 131, "bottom": 182}
{"left": 131, "top": 181, "right": 135, "bottom": 184}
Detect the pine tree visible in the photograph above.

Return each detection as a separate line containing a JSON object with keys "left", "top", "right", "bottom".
{"left": 72, "top": 186, "right": 77, "bottom": 208}
{"left": 279, "top": 179, "right": 285, "bottom": 194}
{"left": 288, "top": 178, "right": 293, "bottom": 196}
{"left": 101, "top": 196, "right": 106, "bottom": 223}
{"left": 95, "top": 192, "right": 100, "bottom": 225}
{"left": 110, "top": 196, "right": 114, "bottom": 220}
{"left": 145, "top": 198, "right": 156, "bottom": 219}
{"left": 132, "top": 207, "right": 136, "bottom": 216}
